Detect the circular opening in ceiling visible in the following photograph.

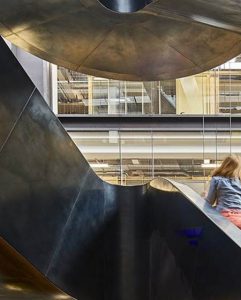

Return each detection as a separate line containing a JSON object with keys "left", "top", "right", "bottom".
{"left": 98, "top": 0, "right": 153, "bottom": 13}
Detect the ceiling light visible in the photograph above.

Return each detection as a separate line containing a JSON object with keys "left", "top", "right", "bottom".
{"left": 90, "top": 163, "right": 109, "bottom": 168}
{"left": 201, "top": 163, "right": 221, "bottom": 169}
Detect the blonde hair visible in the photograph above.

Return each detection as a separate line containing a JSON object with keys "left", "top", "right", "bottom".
{"left": 212, "top": 155, "right": 241, "bottom": 179}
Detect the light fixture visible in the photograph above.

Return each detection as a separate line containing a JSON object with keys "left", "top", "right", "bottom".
{"left": 90, "top": 163, "right": 109, "bottom": 168}
{"left": 201, "top": 163, "right": 221, "bottom": 169}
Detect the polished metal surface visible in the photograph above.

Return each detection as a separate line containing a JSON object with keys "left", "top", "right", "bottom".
{"left": 98, "top": 0, "right": 152, "bottom": 13}
{"left": 0, "top": 237, "right": 74, "bottom": 299}
{"left": 1, "top": 37, "right": 241, "bottom": 299}
{"left": 1, "top": 1, "right": 241, "bottom": 80}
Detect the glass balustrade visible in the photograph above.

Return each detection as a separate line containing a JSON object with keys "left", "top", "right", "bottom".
{"left": 68, "top": 129, "right": 241, "bottom": 194}
{"left": 57, "top": 55, "right": 241, "bottom": 116}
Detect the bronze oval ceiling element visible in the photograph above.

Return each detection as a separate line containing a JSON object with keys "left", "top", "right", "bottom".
{"left": 1, "top": 0, "right": 241, "bottom": 81}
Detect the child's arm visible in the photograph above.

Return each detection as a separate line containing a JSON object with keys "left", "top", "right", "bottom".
{"left": 205, "top": 177, "right": 217, "bottom": 206}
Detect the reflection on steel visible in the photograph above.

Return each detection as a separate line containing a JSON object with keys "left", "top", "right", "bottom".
{"left": 1, "top": 37, "right": 241, "bottom": 299}
{"left": 0, "top": 238, "right": 74, "bottom": 299}
{"left": 1, "top": 0, "right": 241, "bottom": 80}
{"left": 98, "top": 0, "right": 152, "bottom": 13}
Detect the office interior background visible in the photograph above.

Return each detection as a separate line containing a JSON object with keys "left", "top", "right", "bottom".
{"left": 8, "top": 41, "right": 241, "bottom": 194}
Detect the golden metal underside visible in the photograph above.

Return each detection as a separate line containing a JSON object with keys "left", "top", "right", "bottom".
{"left": 1, "top": 0, "right": 241, "bottom": 80}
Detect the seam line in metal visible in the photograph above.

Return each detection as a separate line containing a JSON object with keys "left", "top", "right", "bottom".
{"left": 0, "top": 87, "right": 36, "bottom": 155}
{"left": 45, "top": 184, "right": 84, "bottom": 276}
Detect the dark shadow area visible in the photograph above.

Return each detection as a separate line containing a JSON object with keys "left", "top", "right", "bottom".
{"left": 148, "top": 186, "right": 241, "bottom": 300}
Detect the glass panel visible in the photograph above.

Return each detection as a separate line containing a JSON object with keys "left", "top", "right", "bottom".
{"left": 69, "top": 131, "right": 121, "bottom": 184}
{"left": 126, "top": 81, "right": 143, "bottom": 115}
{"left": 55, "top": 56, "right": 241, "bottom": 115}
{"left": 153, "top": 131, "right": 206, "bottom": 194}
{"left": 159, "top": 80, "right": 176, "bottom": 114}
{"left": 68, "top": 130, "right": 241, "bottom": 190}
{"left": 231, "top": 131, "right": 241, "bottom": 156}
{"left": 108, "top": 80, "right": 125, "bottom": 114}
{"left": 57, "top": 67, "right": 88, "bottom": 114}
{"left": 120, "top": 131, "right": 153, "bottom": 185}
{"left": 92, "top": 77, "right": 108, "bottom": 115}
{"left": 57, "top": 55, "right": 241, "bottom": 116}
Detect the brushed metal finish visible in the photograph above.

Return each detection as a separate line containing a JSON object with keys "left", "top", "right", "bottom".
{"left": 1, "top": 1, "right": 241, "bottom": 80}
{"left": 1, "top": 37, "right": 241, "bottom": 299}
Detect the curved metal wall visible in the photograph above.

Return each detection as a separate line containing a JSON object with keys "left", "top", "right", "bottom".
{"left": 0, "top": 37, "right": 241, "bottom": 300}
{"left": 1, "top": 1, "right": 241, "bottom": 80}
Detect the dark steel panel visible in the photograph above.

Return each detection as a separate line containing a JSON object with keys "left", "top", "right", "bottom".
{"left": 149, "top": 178, "right": 241, "bottom": 299}
{"left": 46, "top": 184, "right": 149, "bottom": 300}
{"left": 0, "top": 37, "right": 35, "bottom": 150}
{"left": 1, "top": 1, "right": 241, "bottom": 80}
{"left": 0, "top": 37, "right": 151, "bottom": 300}
{"left": 0, "top": 89, "right": 96, "bottom": 274}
